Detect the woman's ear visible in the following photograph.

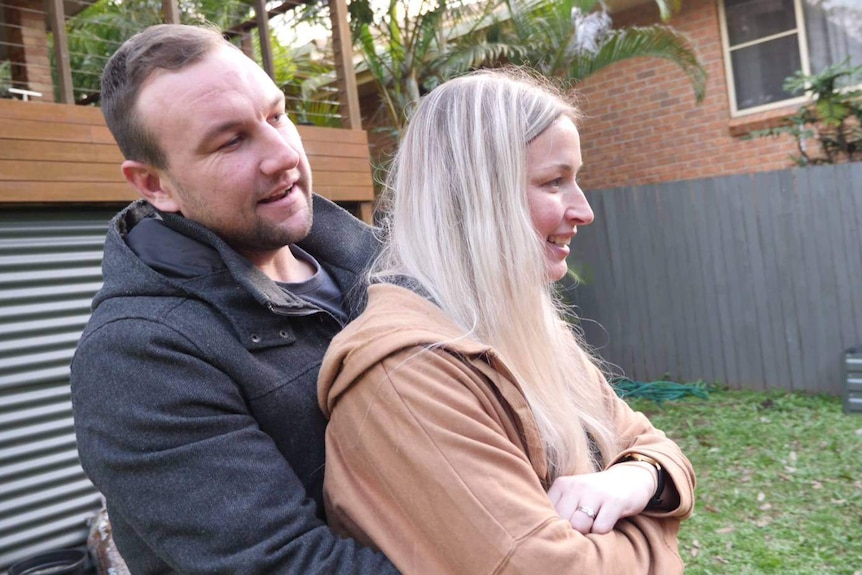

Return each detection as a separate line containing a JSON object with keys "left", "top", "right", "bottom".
{"left": 121, "top": 160, "right": 182, "bottom": 213}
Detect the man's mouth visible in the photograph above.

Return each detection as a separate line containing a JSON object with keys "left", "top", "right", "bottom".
{"left": 259, "top": 184, "right": 294, "bottom": 204}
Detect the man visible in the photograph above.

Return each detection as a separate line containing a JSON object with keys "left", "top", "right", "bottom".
{"left": 71, "top": 24, "right": 398, "bottom": 573}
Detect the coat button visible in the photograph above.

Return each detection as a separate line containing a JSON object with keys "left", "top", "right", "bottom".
{"left": 250, "top": 334, "right": 261, "bottom": 343}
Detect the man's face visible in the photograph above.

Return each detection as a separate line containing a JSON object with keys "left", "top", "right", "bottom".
{"left": 134, "top": 45, "right": 313, "bottom": 261}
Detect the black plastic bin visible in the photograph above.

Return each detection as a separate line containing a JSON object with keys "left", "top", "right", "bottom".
{"left": 8, "top": 548, "right": 88, "bottom": 575}
{"left": 845, "top": 345, "right": 862, "bottom": 415}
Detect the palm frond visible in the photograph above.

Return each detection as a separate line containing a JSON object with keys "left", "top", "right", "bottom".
{"left": 566, "top": 25, "right": 706, "bottom": 103}
{"left": 431, "top": 41, "right": 528, "bottom": 84}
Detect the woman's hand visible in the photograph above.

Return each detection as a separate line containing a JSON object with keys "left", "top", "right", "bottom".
{"left": 547, "top": 462, "right": 657, "bottom": 534}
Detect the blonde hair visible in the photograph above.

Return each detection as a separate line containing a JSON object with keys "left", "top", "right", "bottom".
{"left": 373, "top": 68, "right": 619, "bottom": 478}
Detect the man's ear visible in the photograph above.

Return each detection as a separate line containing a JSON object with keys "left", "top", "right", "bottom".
{"left": 121, "top": 160, "right": 182, "bottom": 213}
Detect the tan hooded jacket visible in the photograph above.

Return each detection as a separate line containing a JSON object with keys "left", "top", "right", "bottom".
{"left": 319, "top": 284, "right": 695, "bottom": 575}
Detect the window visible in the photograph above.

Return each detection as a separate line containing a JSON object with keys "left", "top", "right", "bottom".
{"left": 719, "top": 0, "right": 862, "bottom": 115}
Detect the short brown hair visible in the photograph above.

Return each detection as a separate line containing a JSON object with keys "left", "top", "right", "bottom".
{"left": 100, "top": 24, "right": 230, "bottom": 169}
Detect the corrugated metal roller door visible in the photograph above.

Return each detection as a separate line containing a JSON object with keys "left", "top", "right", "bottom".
{"left": 0, "top": 208, "right": 116, "bottom": 573}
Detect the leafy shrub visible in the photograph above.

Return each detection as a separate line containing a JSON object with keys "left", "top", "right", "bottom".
{"left": 748, "top": 58, "right": 862, "bottom": 166}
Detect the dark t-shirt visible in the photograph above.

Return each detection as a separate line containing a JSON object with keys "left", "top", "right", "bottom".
{"left": 279, "top": 245, "right": 348, "bottom": 325}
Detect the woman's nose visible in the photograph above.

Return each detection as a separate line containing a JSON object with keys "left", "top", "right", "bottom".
{"left": 566, "top": 188, "right": 594, "bottom": 226}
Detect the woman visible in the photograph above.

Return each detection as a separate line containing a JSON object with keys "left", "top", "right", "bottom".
{"left": 318, "top": 68, "right": 694, "bottom": 574}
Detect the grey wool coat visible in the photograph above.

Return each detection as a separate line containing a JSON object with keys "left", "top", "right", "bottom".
{"left": 71, "top": 195, "right": 398, "bottom": 574}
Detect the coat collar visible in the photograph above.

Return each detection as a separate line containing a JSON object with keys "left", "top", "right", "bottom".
{"left": 100, "top": 196, "right": 377, "bottom": 348}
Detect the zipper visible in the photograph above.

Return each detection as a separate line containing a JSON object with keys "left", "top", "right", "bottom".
{"left": 266, "top": 301, "right": 345, "bottom": 328}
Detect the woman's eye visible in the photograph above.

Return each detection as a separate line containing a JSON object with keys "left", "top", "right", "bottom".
{"left": 546, "top": 178, "right": 563, "bottom": 188}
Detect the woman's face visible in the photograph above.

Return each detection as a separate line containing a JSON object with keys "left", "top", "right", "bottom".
{"left": 526, "top": 116, "right": 595, "bottom": 282}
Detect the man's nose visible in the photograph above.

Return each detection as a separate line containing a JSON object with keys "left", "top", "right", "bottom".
{"left": 259, "top": 124, "right": 301, "bottom": 176}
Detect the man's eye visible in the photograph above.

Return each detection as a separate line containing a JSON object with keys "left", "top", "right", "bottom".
{"left": 271, "top": 113, "right": 286, "bottom": 125}
{"left": 219, "top": 136, "right": 242, "bottom": 150}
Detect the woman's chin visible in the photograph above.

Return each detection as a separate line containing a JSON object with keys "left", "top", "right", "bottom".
{"left": 546, "top": 263, "right": 569, "bottom": 283}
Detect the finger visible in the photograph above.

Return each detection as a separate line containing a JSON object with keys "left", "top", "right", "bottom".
{"left": 568, "top": 504, "right": 597, "bottom": 535}
{"left": 590, "top": 511, "right": 614, "bottom": 534}
{"left": 547, "top": 481, "right": 564, "bottom": 507}
{"left": 548, "top": 479, "right": 582, "bottom": 521}
{"left": 590, "top": 503, "right": 623, "bottom": 535}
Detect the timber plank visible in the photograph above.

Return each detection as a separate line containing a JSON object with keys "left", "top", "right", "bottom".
{"left": 0, "top": 108, "right": 375, "bottom": 204}
{"left": 303, "top": 140, "right": 375, "bottom": 158}
{"left": 312, "top": 185, "right": 374, "bottom": 202}
{"left": 305, "top": 156, "right": 371, "bottom": 173}
{"left": 0, "top": 181, "right": 373, "bottom": 203}
{"left": 297, "top": 125, "right": 367, "bottom": 144}
{"left": 0, "top": 140, "right": 123, "bottom": 163}
{"left": 0, "top": 182, "right": 136, "bottom": 202}
{"left": 0, "top": 161, "right": 372, "bottom": 196}
{"left": 312, "top": 170, "right": 375, "bottom": 188}
{"left": 0, "top": 101, "right": 368, "bottom": 142}
{"left": 0, "top": 143, "right": 370, "bottom": 175}
{"left": 0, "top": 100, "right": 106, "bottom": 125}
{"left": 0, "top": 138, "right": 372, "bottom": 172}
{"left": 0, "top": 119, "right": 115, "bottom": 145}
{"left": 0, "top": 161, "right": 122, "bottom": 182}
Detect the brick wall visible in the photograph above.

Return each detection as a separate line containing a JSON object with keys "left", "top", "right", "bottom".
{"left": 576, "top": 0, "right": 799, "bottom": 191}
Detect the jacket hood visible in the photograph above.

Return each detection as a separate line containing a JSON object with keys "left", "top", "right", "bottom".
{"left": 93, "top": 195, "right": 378, "bottom": 317}
{"left": 318, "top": 283, "right": 497, "bottom": 417}
{"left": 318, "top": 282, "right": 551, "bottom": 483}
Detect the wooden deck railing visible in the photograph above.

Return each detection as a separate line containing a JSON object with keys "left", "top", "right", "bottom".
{"left": 0, "top": 99, "right": 375, "bottom": 220}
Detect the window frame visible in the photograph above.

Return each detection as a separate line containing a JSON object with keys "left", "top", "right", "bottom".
{"left": 718, "top": 0, "right": 812, "bottom": 117}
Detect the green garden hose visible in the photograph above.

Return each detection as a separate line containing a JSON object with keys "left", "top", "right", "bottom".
{"left": 610, "top": 377, "right": 711, "bottom": 404}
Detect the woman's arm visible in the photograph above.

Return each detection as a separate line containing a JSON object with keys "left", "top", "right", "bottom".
{"left": 322, "top": 347, "right": 685, "bottom": 575}
{"left": 547, "top": 374, "right": 695, "bottom": 534}
{"left": 602, "top": 376, "right": 696, "bottom": 518}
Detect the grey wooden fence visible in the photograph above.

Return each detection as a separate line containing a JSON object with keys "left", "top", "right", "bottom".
{"left": 570, "top": 163, "right": 862, "bottom": 396}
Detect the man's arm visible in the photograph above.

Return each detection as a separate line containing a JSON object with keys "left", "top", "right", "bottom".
{"left": 72, "top": 317, "right": 398, "bottom": 574}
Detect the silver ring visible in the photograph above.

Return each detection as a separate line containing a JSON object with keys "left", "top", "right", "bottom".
{"left": 576, "top": 505, "right": 597, "bottom": 520}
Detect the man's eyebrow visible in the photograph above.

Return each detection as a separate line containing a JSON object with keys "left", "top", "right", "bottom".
{"left": 198, "top": 93, "right": 286, "bottom": 148}
{"left": 270, "top": 92, "right": 286, "bottom": 109}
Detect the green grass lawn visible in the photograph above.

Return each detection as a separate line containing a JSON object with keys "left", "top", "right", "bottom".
{"left": 627, "top": 388, "right": 862, "bottom": 575}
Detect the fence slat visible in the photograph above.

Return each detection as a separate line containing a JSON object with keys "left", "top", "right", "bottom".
{"left": 643, "top": 184, "right": 674, "bottom": 378}
{"left": 663, "top": 180, "right": 699, "bottom": 382}
{"left": 799, "top": 168, "right": 838, "bottom": 393}
{"left": 623, "top": 187, "right": 653, "bottom": 378}
{"left": 683, "top": 179, "right": 718, "bottom": 381}
{"left": 811, "top": 166, "right": 847, "bottom": 394}
{"left": 836, "top": 163, "right": 862, "bottom": 347}
{"left": 751, "top": 171, "right": 792, "bottom": 391}
{"left": 597, "top": 189, "right": 629, "bottom": 375}
{"left": 731, "top": 174, "right": 767, "bottom": 389}
{"left": 707, "top": 177, "right": 743, "bottom": 386}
